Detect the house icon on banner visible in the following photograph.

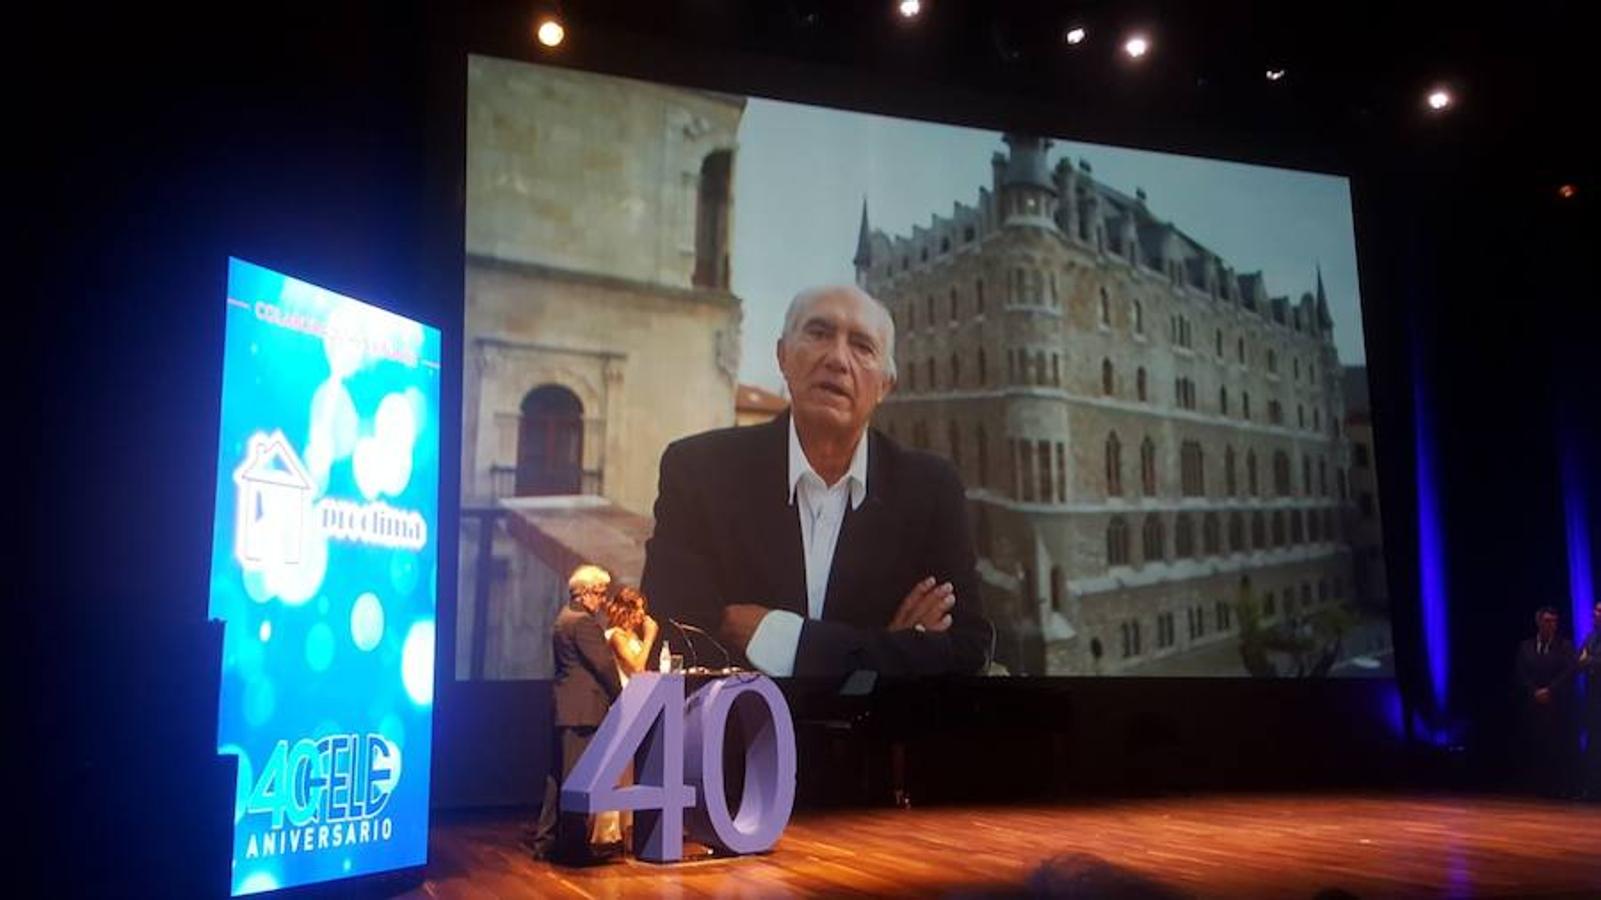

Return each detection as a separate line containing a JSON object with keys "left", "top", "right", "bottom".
{"left": 232, "top": 430, "right": 315, "bottom": 569}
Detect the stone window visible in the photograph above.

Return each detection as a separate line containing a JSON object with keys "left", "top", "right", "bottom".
{"left": 1224, "top": 446, "right": 1238, "bottom": 495}
{"left": 1157, "top": 612, "right": 1176, "bottom": 648}
{"left": 1134, "top": 300, "right": 1144, "bottom": 334}
{"left": 1105, "top": 432, "right": 1124, "bottom": 496}
{"left": 1216, "top": 328, "right": 1224, "bottom": 357}
{"left": 978, "top": 348, "right": 988, "bottom": 386}
{"left": 949, "top": 288, "right": 959, "bottom": 321}
{"left": 1102, "top": 358, "right": 1115, "bottom": 395}
{"left": 1228, "top": 511, "right": 1245, "bottom": 552}
{"left": 1137, "top": 367, "right": 1148, "bottom": 402}
{"left": 1020, "top": 438, "right": 1036, "bottom": 501}
{"left": 693, "top": 150, "right": 733, "bottom": 289}
{"left": 1290, "top": 508, "right": 1304, "bottom": 544}
{"left": 1271, "top": 510, "right": 1286, "bottom": 546}
{"left": 1052, "top": 354, "right": 1061, "bottom": 387}
{"left": 1180, "top": 440, "right": 1204, "bottom": 496}
{"left": 1237, "top": 336, "right": 1246, "bottom": 364}
{"left": 1140, "top": 437, "right": 1158, "bottom": 496}
{"left": 1273, "top": 451, "right": 1292, "bottom": 496}
{"left": 950, "top": 353, "right": 961, "bottom": 389}
{"left": 1302, "top": 454, "right": 1313, "bottom": 495}
{"left": 1107, "top": 515, "right": 1130, "bottom": 565}
{"left": 1142, "top": 514, "right": 1165, "bottom": 563}
{"left": 1120, "top": 619, "right": 1142, "bottom": 658}
{"left": 949, "top": 421, "right": 962, "bottom": 470}
{"left": 1251, "top": 510, "right": 1267, "bottom": 548}
{"left": 1055, "top": 443, "right": 1067, "bottom": 502}
{"left": 1216, "top": 601, "right": 1232, "bottom": 631}
{"left": 1099, "top": 287, "right": 1111, "bottom": 326}
{"left": 516, "top": 385, "right": 585, "bottom": 497}
{"left": 1319, "top": 458, "right": 1328, "bottom": 495}
{"left": 1268, "top": 349, "right": 1278, "bottom": 373}
{"left": 1268, "top": 400, "right": 1283, "bottom": 425}
{"left": 1247, "top": 450, "right": 1259, "bottom": 495}
{"left": 926, "top": 358, "right": 936, "bottom": 391}
{"left": 1243, "top": 391, "right": 1252, "bottom": 420}
{"left": 1219, "top": 385, "right": 1229, "bottom": 416}
{"left": 1175, "top": 512, "right": 1196, "bottom": 558}
{"left": 1037, "top": 440, "right": 1053, "bottom": 503}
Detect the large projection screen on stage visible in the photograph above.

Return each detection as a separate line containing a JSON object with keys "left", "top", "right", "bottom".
{"left": 458, "top": 55, "right": 1392, "bottom": 679}
{"left": 208, "top": 258, "right": 441, "bottom": 894}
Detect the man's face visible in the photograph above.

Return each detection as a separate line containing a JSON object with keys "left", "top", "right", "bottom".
{"left": 578, "top": 585, "right": 607, "bottom": 612}
{"left": 777, "top": 289, "right": 893, "bottom": 439}
{"left": 1537, "top": 612, "right": 1558, "bottom": 641}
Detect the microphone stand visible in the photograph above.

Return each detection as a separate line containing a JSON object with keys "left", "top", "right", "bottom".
{"left": 665, "top": 618, "right": 700, "bottom": 672}
{"left": 668, "top": 618, "right": 737, "bottom": 673}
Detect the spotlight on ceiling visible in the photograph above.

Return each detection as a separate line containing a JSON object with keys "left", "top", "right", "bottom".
{"left": 1558, "top": 183, "right": 1578, "bottom": 200}
{"left": 1426, "top": 88, "right": 1453, "bottom": 111}
{"left": 897, "top": 0, "right": 922, "bottom": 19}
{"left": 1265, "top": 68, "right": 1286, "bottom": 82}
{"left": 535, "top": 16, "right": 565, "bottom": 48}
{"left": 1065, "top": 26, "right": 1087, "bottom": 46}
{"left": 1123, "top": 35, "right": 1150, "bottom": 60}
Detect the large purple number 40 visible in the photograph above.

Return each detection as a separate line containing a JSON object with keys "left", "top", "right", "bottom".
{"left": 561, "top": 673, "right": 797, "bottom": 863}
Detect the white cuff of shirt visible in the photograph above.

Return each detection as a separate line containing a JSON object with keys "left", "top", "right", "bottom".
{"left": 744, "top": 609, "right": 803, "bottom": 677}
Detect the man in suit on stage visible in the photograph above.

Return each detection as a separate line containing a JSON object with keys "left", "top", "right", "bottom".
{"left": 528, "top": 564, "right": 624, "bottom": 863}
{"left": 1515, "top": 606, "right": 1577, "bottom": 797}
{"left": 641, "top": 285, "right": 988, "bottom": 677}
{"left": 1579, "top": 600, "right": 1601, "bottom": 799}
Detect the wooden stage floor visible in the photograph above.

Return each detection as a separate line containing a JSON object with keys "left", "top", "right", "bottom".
{"left": 409, "top": 794, "right": 1601, "bottom": 898}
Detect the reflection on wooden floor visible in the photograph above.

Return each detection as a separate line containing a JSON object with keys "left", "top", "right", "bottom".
{"left": 411, "top": 793, "right": 1601, "bottom": 898}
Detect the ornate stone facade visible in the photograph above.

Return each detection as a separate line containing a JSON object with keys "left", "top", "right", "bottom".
{"left": 865, "top": 134, "right": 1365, "bottom": 675}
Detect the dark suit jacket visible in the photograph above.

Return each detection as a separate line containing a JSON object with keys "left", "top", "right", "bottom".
{"left": 551, "top": 600, "right": 624, "bottom": 727}
{"left": 640, "top": 413, "right": 988, "bottom": 677}
{"left": 1516, "top": 636, "right": 1576, "bottom": 698}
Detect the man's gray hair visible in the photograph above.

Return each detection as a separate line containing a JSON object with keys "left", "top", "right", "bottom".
{"left": 779, "top": 285, "right": 898, "bottom": 381}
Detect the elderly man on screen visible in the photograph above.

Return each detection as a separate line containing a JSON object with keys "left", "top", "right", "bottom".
{"left": 641, "top": 285, "right": 987, "bottom": 677}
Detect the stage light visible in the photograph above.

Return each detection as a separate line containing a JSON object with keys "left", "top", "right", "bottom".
{"left": 898, "top": 0, "right": 921, "bottom": 19}
{"left": 1558, "top": 183, "right": 1577, "bottom": 200}
{"left": 1124, "top": 35, "right": 1150, "bottom": 60}
{"left": 1065, "top": 26, "right": 1087, "bottom": 45}
{"left": 536, "top": 17, "right": 565, "bottom": 48}
{"left": 1426, "top": 88, "right": 1452, "bottom": 111}
{"left": 1266, "top": 68, "right": 1286, "bottom": 82}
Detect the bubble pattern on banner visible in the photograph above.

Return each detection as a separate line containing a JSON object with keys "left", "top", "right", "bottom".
{"left": 208, "top": 258, "right": 439, "bottom": 895}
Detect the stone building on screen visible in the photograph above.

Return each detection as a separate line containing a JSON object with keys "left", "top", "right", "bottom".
{"left": 865, "top": 134, "right": 1362, "bottom": 676}
{"left": 457, "top": 57, "right": 745, "bottom": 678}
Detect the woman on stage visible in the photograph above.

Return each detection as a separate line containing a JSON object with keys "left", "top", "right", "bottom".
{"left": 592, "top": 586, "right": 658, "bottom": 846}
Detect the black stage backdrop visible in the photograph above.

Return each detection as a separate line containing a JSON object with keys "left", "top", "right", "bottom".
{"left": 20, "top": 1, "right": 1597, "bottom": 893}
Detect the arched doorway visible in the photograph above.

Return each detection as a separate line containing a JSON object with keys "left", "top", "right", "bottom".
{"left": 516, "top": 385, "right": 583, "bottom": 496}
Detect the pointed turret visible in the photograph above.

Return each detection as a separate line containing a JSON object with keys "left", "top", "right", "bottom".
{"left": 853, "top": 196, "right": 873, "bottom": 270}
{"left": 1315, "top": 264, "right": 1334, "bottom": 330}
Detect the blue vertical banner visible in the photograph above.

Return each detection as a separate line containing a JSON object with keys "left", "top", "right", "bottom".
{"left": 208, "top": 258, "right": 441, "bottom": 895}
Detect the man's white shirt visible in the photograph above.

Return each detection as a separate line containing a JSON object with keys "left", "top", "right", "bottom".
{"left": 743, "top": 419, "right": 868, "bottom": 676}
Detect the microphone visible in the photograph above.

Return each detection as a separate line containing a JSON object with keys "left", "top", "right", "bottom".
{"left": 668, "top": 618, "right": 739, "bottom": 673}
{"left": 664, "top": 617, "right": 700, "bottom": 672}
